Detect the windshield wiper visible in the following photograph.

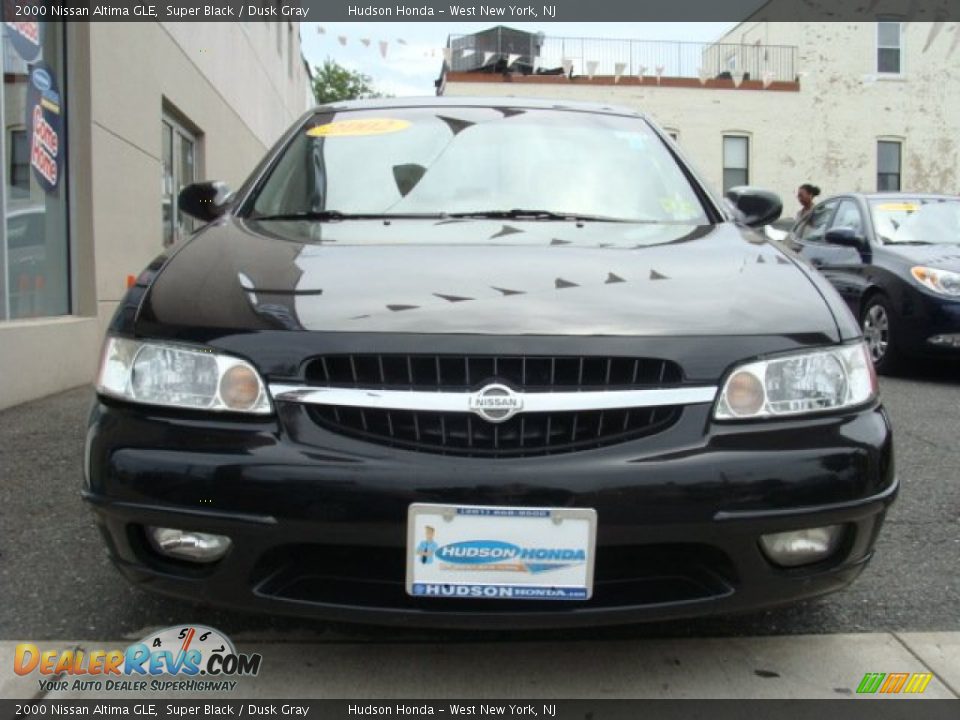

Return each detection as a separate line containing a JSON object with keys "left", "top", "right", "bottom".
{"left": 249, "top": 211, "right": 446, "bottom": 222}
{"left": 447, "top": 209, "right": 634, "bottom": 222}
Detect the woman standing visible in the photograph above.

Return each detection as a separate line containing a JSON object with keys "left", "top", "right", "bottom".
{"left": 796, "top": 183, "right": 821, "bottom": 221}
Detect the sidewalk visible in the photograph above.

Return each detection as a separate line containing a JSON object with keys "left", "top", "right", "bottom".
{"left": 3, "top": 632, "right": 958, "bottom": 699}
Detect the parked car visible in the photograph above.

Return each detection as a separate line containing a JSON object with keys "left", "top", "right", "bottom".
{"left": 786, "top": 193, "right": 960, "bottom": 373}
{"left": 85, "top": 98, "right": 895, "bottom": 628}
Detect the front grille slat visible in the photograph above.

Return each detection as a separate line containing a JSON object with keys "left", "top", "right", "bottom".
{"left": 302, "top": 354, "right": 684, "bottom": 458}
{"left": 305, "top": 353, "right": 682, "bottom": 391}
{"left": 309, "top": 407, "right": 681, "bottom": 458}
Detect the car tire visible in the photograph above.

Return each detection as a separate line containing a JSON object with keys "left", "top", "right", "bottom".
{"left": 861, "top": 294, "right": 901, "bottom": 375}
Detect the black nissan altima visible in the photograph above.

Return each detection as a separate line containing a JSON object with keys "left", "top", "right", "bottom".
{"left": 85, "top": 99, "right": 895, "bottom": 628}
{"left": 787, "top": 193, "right": 960, "bottom": 374}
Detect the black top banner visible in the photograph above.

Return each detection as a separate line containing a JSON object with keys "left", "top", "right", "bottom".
{"left": 2, "top": 0, "right": 960, "bottom": 22}
{"left": 1, "top": 700, "right": 960, "bottom": 720}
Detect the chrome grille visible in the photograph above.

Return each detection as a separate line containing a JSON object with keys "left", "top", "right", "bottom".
{"left": 296, "top": 354, "right": 687, "bottom": 457}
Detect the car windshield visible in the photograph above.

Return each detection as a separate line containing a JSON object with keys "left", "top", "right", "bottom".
{"left": 247, "top": 107, "right": 709, "bottom": 224}
{"left": 869, "top": 198, "right": 960, "bottom": 244}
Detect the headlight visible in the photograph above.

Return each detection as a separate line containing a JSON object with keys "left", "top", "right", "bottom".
{"left": 714, "top": 342, "right": 877, "bottom": 420}
{"left": 911, "top": 266, "right": 960, "bottom": 297}
{"left": 96, "top": 337, "right": 271, "bottom": 414}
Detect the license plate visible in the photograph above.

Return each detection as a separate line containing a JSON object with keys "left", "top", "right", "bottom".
{"left": 406, "top": 503, "right": 597, "bottom": 601}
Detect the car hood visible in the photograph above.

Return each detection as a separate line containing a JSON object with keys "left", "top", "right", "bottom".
{"left": 882, "top": 243, "right": 960, "bottom": 271}
{"left": 139, "top": 217, "right": 840, "bottom": 340}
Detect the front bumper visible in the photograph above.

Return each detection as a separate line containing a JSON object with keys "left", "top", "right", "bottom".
{"left": 84, "top": 399, "right": 896, "bottom": 628}
{"left": 897, "top": 290, "right": 960, "bottom": 357}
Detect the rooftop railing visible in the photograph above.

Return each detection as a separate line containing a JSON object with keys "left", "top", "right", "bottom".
{"left": 448, "top": 31, "right": 798, "bottom": 84}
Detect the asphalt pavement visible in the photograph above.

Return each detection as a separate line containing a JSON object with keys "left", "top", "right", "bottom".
{"left": 0, "top": 362, "right": 958, "bottom": 644}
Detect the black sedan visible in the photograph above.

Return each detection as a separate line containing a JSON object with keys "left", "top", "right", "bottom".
{"left": 84, "top": 99, "right": 895, "bottom": 628}
{"left": 787, "top": 193, "right": 960, "bottom": 373}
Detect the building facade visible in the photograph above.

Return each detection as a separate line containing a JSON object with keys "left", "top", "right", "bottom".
{"left": 0, "top": 22, "right": 314, "bottom": 409}
{"left": 440, "top": 22, "right": 960, "bottom": 217}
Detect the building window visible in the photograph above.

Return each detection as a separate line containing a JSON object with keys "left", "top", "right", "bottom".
{"left": 877, "top": 140, "right": 902, "bottom": 191}
{"left": 2, "top": 23, "right": 70, "bottom": 322}
{"left": 877, "top": 21, "right": 902, "bottom": 74}
{"left": 161, "top": 115, "right": 198, "bottom": 247}
{"left": 722, "top": 135, "right": 749, "bottom": 192}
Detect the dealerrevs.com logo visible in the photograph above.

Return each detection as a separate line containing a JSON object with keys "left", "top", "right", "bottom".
{"left": 14, "top": 625, "right": 261, "bottom": 693}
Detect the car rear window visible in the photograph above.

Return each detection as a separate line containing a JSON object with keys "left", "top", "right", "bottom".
{"left": 247, "top": 107, "right": 709, "bottom": 225}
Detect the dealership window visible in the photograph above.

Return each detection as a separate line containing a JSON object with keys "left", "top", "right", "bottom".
{"left": 1, "top": 23, "right": 70, "bottom": 322}
{"left": 161, "top": 115, "right": 198, "bottom": 247}
{"left": 877, "top": 21, "right": 902, "bottom": 74}
{"left": 722, "top": 135, "right": 749, "bottom": 192}
{"left": 877, "top": 140, "right": 902, "bottom": 191}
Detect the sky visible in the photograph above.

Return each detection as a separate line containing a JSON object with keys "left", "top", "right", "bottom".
{"left": 300, "top": 22, "right": 738, "bottom": 97}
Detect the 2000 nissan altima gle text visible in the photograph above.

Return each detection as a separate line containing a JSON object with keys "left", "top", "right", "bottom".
{"left": 84, "top": 99, "right": 896, "bottom": 628}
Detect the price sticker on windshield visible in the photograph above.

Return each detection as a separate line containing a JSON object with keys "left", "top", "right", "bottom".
{"left": 875, "top": 202, "right": 919, "bottom": 212}
{"left": 307, "top": 118, "right": 411, "bottom": 137}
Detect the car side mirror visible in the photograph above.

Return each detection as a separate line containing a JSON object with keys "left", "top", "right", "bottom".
{"left": 825, "top": 227, "right": 865, "bottom": 249}
{"left": 178, "top": 181, "right": 233, "bottom": 223}
{"left": 725, "top": 187, "right": 783, "bottom": 228}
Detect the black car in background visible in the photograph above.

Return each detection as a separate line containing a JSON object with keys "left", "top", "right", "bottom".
{"left": 85, "top": 99, "right": 895, "bottom": 628}
{"left": 787, "top": 193, "right": 960, "bottom": 373}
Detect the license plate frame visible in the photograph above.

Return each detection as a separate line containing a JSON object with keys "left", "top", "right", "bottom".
{"left": 405, "top": 503, "right": 597, "bottom": 601}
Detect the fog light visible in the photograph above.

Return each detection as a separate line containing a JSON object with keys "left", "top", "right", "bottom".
{"left": 759, "top": 525, "right": 843, "bottom": 567}
{"left": 928, "top": 334, "right": 960, "bottom": 348}
{"left": 147, "top": 527, "right": 231, "bottom": 563}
